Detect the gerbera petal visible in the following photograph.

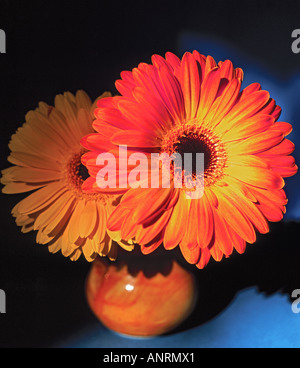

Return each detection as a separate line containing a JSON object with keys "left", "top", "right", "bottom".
{"left": 221, "top": 114, "right": 274, "bottom": 142}
{"left": 121, "top": 213, "right": 141, "bottom": 241}
{"left": 7, "top": 151, "right": 60, "bottom": 171}
{"left": 226, "top": 130, "right": 283, "bottom": 155}
{"left": 228, "top": 155, "right": 269, "bottom": 168}
{"left": 68, "top": 199, "right": 86, "bottom": 243}
{"left": 263, "top": 154, "right": 298, "bottom": 177}
{"left": 197, "top": 67, "right": 221, "bottom": 121}
{"left": 257, "top": 139, "right": 295, "bottom": 156}
{"left": 234, "top": 67, "right": 244, "bottom": 81}
{"left": 220, "top": 90, "right": 270, "bottom": 129}
{"left": 248, "top": 187, "right": 286, "bottom": 222}
{"left": 81, "top": 133, "right": 116, "bottom": 153}
{"left": 132, "top": 87, "right": 173, "bottom": 132}
{"left": 238, "top": 83, "right": 261, "bottom": 100}
{"left": 11, "top": 181, "right": 64, "bottom": 213}
{"left": 180, "top": 197, "right": 200, "bottom": 250}
{"left": 36, "top": 229, "right": 54, "bottom": 245}
{"left": 78, "top": 200, "right": 98, "bottom": 238}
{"left": 158, "top": 64, "right": 185, "bottom": 123}
{"left": 2, "top": 166, "right": 63, "bottom": 183}
{"left": 271, "top": 165, "right": 298, "bottom": 177}
{"left": 117, "top": 98, "right": 167, "bottom": 134}
{"left": 136, "top": 207, "right": 172, "bottom": 245}
{"left": 229, "top": 229, "right": 246, "bottom": 254}
{"left": 131, "top": 188, "right": 175, "bottom": 225}
{"left": 271, "top": 105, "right": 282, "bottom": 120}
{"left": 93, "top": 202, "right": 108, "bottom": 244}
{"left": 45, "top": 201, "right": 79, "bottom": 241}
{"left": 152, "top": 54, "right": 173, "bottom": 72}
{"left": 77, "top": 108, "right": 95, "bottom": 135}
{"left": 269, "top": 121, "right": 293, "bottom": 136}
{"left": 48, "top": 237, "right": 63, "bottom": 255}
{"left": 75, "top": 90, "right": 92, "bottom": 110}
{"left": 131, "top": 65, "right": 181, "bottom": 123}
{"left": 33, "top": 192, "right": 75, "bottom": 230}
{"left": 219, "top": 60, "right": 234, "bottom": 80}
{"left": 219, "top": 184, "right": 269, "bottom": 234}
{"left": 165, "top": 51, "right": 181, "bottom": 70}
{"left": 179, "top": 243, "right": 201, "bottom": 264}
{"left": 164, "top": 191, "right": 189, "bottom": 250}
{"left": 111, "top": 130, "right": 160, "bottom": 148}
{"left": 208, "top": 78, "right": 241, "bottom": 128}
{"left": 178, "top": 52, "right": 201, "bottom": 120}
{"left": 94, "top": 107, "right": 134, "bottom": 130}
{"left": 226, "top": 165, "right": 285, "bottom": 190}
{"left": 265, "top": 155, "right": 296, "bottom": 168}
{"left": 196, "top": 247, "right": 211, "bottom": 269}
{"left": 82, "top": 238, "right": 97, "bottom": 261}
{"left": 107, "top": 205, "right": 131, "bottom": 232}
{"left": 204, "top": 55, "right": 217, "bottom": 75}
{"left": 209, "top": 239, "right": 224, "bottom": 262}
{"left": 213, "top": 186, "right": 256, "bottom": 243}
{"left": 211, "top": 208, "right": 234, "bottom": 256}
{"left": 54, "top": 94, "right": 84, "bottom": 140}
{"left": 140, "top": 231, "right": 164, "bottom": 255}
{"left": 1, "top": 181, "right": 45, "bottom": 194}
{"left": 197, "top": 191, "right": 214, "bottom": 248}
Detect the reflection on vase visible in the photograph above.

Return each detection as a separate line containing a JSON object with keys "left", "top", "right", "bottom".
{"left": 85, "top": 249, "right": 197, "bottom": 337}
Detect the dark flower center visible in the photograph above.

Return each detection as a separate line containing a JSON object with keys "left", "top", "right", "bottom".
{"left": 78, "top": 163, "right": 90, "bottom": 181}
{"left": 173, "top": 132, "right": 212, "bottom": 176}
{"left": 64, "top": 150, "right": 106, "bottom": 201}
{"left": 161, "top": 123, "right": 227, "bottom": 188}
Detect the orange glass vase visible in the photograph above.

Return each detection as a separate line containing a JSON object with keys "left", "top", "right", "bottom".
{"left": 85, "top": 250, "right": 197, "bottom": 337}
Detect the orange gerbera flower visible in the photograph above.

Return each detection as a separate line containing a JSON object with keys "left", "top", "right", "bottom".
{"left": 82, "top": 51, "right": 297, "bottom": 268}
{"left": 1, "top": 90, "right": 133, "bottom": 261}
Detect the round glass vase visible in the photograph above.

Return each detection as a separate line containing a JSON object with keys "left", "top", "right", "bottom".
{"left": 85, "top": 248, "right": 198, "bottom": 338}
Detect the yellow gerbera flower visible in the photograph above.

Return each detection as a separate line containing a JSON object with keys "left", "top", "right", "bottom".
{"left": 1, "top": 90, "right": 133, "bottom": 261}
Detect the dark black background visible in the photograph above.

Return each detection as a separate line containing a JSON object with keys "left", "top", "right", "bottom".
{"left": 0, "top": 0, "right": 300, "bottom": 348}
